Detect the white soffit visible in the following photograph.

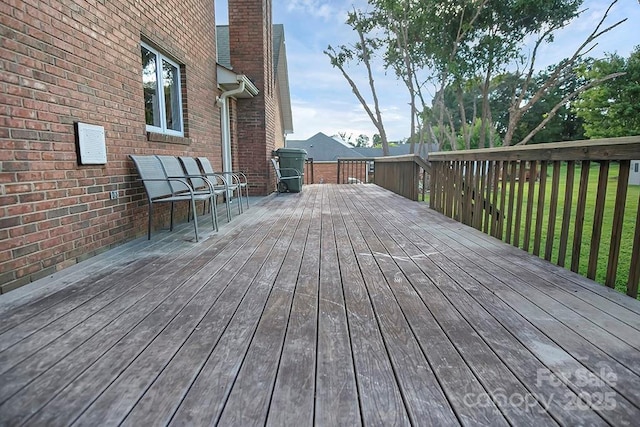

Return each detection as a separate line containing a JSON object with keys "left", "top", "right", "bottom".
{"left": 217, "top": 65, "right": 259, "bottom": 98}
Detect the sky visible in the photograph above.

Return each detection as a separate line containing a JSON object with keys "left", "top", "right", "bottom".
{"left": 216, "top": 0, "right": 640, "bottom": 143}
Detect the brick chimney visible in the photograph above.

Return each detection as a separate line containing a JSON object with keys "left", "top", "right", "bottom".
{"left": 228, "top": 0, "right": 276, "bottom": 195}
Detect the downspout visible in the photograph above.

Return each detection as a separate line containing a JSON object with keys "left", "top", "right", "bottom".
{"left": 216, "top": 79, "right": 246, "bottom": 175}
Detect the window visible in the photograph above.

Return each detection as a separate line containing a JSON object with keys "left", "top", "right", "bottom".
{"left": 141, "top": 42, "right": 183, "bottom": 136}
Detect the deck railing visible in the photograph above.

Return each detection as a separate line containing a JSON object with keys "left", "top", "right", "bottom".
{"left": 336, "top": 155, "right": 430, "bottom": 201}
{"left": 336, "top": 157, "right": 374, "bottom": 184}
{"left": 428, "top": 136, "right": 640, "bottom": 298}
{"left": 304, "top": 158, "right": 314, "bottom": 184}
{"left": 374, "top": 154, "right": 430, "bottom": 201}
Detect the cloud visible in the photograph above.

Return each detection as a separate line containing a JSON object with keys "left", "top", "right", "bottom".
{"left": 289, "top": 92, "right": 410, "bottom": 143}
{"left": 285, "top": 0, "right": 338, "bottom": 21}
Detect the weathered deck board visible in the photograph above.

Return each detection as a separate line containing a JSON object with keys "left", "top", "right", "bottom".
{"left": 329, "top": 188, "right": 411, "bottom": 426}
{"left": 333, "top": 189, "right": 462, "bottom": 426}
{"left": 2, "top": 185, "right": 640, "bottom": 426}
{"left": 314, "top": 187, "right": 361, "bottom": 426}
{"left": 339, "top": 187, "right": 560, "bottom": 426}
{"left": 267, "top": 191, "right": 322, "bottom": 426}
{"left": 346, "top": 185, "right": 640, "bottom": 424}
{"left": 341, "top": 186, "right": 629, "bottom": 425}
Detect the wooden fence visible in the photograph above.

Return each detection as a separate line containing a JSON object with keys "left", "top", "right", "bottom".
{"left": 428, "top": 136, "right": 640, "bottom": 298}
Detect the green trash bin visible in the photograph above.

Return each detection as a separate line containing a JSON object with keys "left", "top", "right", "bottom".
{"left": 275, "top": 147, "right": 306, "bottom": 192}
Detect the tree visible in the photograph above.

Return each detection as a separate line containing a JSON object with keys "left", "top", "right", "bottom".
{"left": 328, "top": 0, "right": 626, "bottom": 151}
{"left": 374, "top": 0, "right": 488, "bottom": 152}
{"left": 574, "top": 47, "right": 640, "bottom": 138}
{"left": 325, "top": 10, "right": 390, "bottom": 156}
{"left": 490, "top": 62, "right": 590, "bottom": 143}
{"left": 335, "top": 132, "right": 353, "bottom": 144}
{"left": 355, "top": 134, "right": 371, "bottom": 147}
{"left": 505, "top": 1, "right": 626, "bottom": 145}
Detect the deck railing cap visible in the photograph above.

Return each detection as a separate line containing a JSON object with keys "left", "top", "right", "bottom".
{"left": 428, "top": 136, "right": 640, "bottom": 161}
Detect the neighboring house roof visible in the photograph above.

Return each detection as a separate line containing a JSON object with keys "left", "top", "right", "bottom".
{"left": 216, "top": 24, "right": 293, "bottom": 135}
{"left": 287, "top": 132, "right": 365, "bottom": 161}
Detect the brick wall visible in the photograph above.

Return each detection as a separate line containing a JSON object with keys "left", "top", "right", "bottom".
{"left": 0, "top": 0, "right": 222, "bottom": 293}
{"left": 311, "top": 162, "right": 338, "bottom": 184}
{"left": 228, "top": 0, "right": 277, "bottom": 196}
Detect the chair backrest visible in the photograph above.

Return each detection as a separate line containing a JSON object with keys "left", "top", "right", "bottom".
{"left": 129, "top": 155, "right": 173, "bottom": 200}
{"left": 197, "top": 157, "right": 216, "bottom": 176}
{"left": 270, "top": 158, "right": 282, "bottom": 179}
{"left": 156, "top": 155, "right": 190, "bottom": 194}
{"left": 179, "top": 156, "right": 209, "bottom": 189}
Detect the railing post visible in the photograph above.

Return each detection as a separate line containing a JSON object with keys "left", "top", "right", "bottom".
{"left": 628, "top": 193, "right": 640, "bottom": 298}
{"left": 587, "top": 161, "right": 609, "bottom": 280}
{"left": 606, "top": 160, "right": 630, "bottom": 288}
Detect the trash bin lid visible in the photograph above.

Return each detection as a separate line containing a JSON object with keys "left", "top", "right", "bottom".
{"left": 276, "top": 147, "right": 307, "bottom": 157}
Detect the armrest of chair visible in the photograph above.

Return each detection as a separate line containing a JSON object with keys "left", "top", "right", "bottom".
{"left": 219, "top": 171, "right": 248, "bottom": 186}
{"left": 201, "top": 172, "right": 241, "bottom": 193}
{"left": 166, "top": 174, "right": 224, "bottom": 195}
{"left": 140, "top": 177, "right": 196, "bottom": 196}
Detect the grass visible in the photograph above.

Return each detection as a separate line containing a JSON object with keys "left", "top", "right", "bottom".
{"left": 431, "top": 162, "right": 640, "bottom": 297}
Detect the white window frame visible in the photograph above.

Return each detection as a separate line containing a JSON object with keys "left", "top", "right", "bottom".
{"left": 141, "top": 42, "right": 184, "bottom": 137}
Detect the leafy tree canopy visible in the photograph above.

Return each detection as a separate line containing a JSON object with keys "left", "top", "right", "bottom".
{"left": 574, "top": 46, "right": 640, "bottom": 138}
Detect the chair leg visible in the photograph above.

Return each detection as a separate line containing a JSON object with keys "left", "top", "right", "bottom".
{"left": 191, "top": 198, "right": 199, "bottom": 242}
{"left": 148, "top": 203, "right": 153, "bottom": 240}
{"left": 236, "top": 188, "right": 243, "bottom": 215}
{"left": 211, "top": 195, "right": 219, "bottom": 232}
{"left": 170, "top": 201, "right": 175, "bottom": 231}
{"left": 244, "top": 186, "right": 249, "bottom": 209}
{"left": 225, "top": 193, "right": 232, "bottom": 222}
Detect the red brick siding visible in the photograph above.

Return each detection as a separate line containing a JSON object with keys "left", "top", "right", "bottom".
{"left": 304, "top": 162, "right": 371, "bottom": 185}
{"left": 229, "top": 0, "right": 277, "bottom": 196}
{"left": 0, "top": 0, "right": 222, "bottom": 293}
{"left": 309, "top": 162, "right": 338, "bottom": 184}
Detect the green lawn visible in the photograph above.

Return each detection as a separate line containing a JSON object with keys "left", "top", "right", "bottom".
{"left": 428, "top": 162, "right": 640, "bottom": 297}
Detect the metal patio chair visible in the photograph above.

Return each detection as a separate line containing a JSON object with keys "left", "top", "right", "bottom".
{"left": 197, "top": 157, "right": 250, "bottom": 211}
{"left": 129, "top": 155, "right": 217, "bottom": 242}
{"left": 178, "top": 156, "right": 238, "bottom": 219}
{"left": 156, "top": 156, "right": 229, "bottom": 229}
{"left": 270, "top": 158, "right": 303, "bottom": 193}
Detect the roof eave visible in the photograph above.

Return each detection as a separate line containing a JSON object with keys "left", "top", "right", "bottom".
{"left": 217, "top": 65, "right": 259, "bottom": 98}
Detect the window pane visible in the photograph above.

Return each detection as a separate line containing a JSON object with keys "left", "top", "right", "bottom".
{"left": 163, "top": 59, "right": 182, "bottom": 132}
{"left": 141, "top": 46, "right": 161, "bottom": 127}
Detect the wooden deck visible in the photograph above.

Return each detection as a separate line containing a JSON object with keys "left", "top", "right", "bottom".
{"left": 1, "top": 184, "right": 640, "bottom": 426}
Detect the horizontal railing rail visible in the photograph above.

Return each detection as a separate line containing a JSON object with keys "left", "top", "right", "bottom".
{"left": 428, "top": 136, "right": 640, "bottom": 298}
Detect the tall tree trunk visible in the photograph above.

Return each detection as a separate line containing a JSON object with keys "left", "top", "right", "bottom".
{"left": 456, "top": 83, "right": 470, "bottom": 149}
{"left": 479, "top": 51, "right": 494, "bottom": 149}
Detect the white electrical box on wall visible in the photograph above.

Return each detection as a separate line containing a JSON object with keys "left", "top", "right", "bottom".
{"left": 76, "top": 122, "right": 107, "bottom": 165}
